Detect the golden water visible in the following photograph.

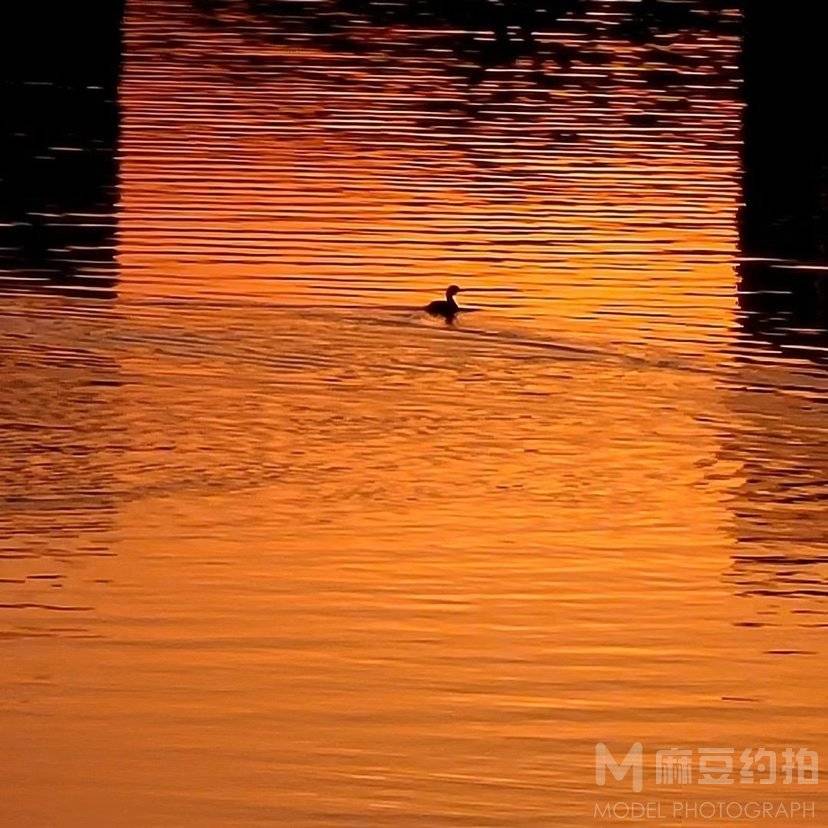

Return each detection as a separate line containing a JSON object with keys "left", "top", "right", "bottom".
{"left": 1, "top": 1, "right": 825, "bottom": 824}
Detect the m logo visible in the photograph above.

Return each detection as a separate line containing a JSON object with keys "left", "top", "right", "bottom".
{"left": 595, "top": 742, "right": 644, "bottom": 793}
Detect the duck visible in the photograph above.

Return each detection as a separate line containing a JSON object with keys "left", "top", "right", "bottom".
{"left": 425, "top": 285, "right": 463, "bottom": 319}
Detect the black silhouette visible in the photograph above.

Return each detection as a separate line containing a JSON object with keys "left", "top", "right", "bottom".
{"left": 425, "top": 285, "right": 464, "bottom": 321}
{"left": 0, "top": 2, "right": 124, "bottom": 296}
{"left": 737, "top": 0, "right": 828, "bottom": 360}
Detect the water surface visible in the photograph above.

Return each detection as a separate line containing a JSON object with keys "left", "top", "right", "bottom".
{"left": 1, "top": 1, "right": 826, "bottom": 825}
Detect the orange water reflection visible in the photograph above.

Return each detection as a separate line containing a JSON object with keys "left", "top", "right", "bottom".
{"left": 1, "top": 1, "right": 825, "bottom": 825}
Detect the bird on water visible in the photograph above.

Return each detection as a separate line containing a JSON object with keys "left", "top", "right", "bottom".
{"left": 425, "top": 285, "right": 463, "bottom": 319}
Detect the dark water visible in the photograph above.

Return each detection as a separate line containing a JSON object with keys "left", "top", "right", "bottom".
{"left": 1, "top": 1, "right": 826, "bottom": 825}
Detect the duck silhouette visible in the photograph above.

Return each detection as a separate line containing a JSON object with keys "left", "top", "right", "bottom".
{"left": 425, "top": 285, "right": 463, "bottom": 319}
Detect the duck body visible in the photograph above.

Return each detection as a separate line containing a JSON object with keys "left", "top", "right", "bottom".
{"left": 425, "top": 297, "right": 458, "bottom": 317}
{"left": 425, "top": 285, "right": 462, "bottom": 319}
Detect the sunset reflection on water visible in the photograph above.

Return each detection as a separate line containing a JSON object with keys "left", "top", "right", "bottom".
{"left": 1, "top": 1, "right": 825, "bottom": 825}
